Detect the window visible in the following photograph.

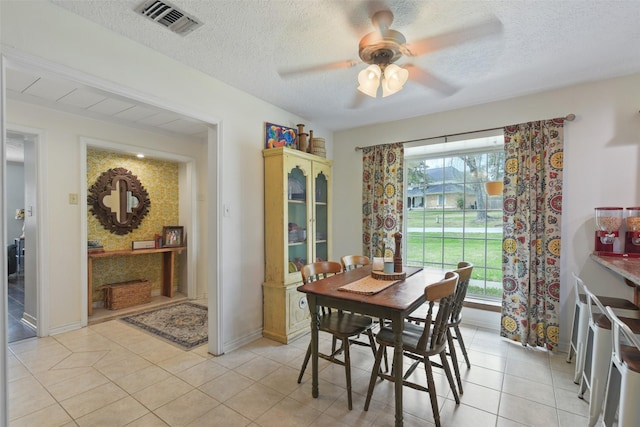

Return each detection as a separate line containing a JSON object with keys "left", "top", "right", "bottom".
{"left": 404, "top": 135, "right": 504, "bottom": 301}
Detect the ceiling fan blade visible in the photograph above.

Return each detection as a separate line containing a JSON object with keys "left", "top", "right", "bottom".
{"left": 278, "top": 60, "right": 360, "bottom": 78}
{"left": 403, "top": 16, "right": 503, "bottom": 57}
{"left": 404, "top": 64, "right": 458, "bottom": 96}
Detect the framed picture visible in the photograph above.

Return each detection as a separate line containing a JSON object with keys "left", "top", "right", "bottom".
{"left": 265, "top": 122, "right": 297, "bottom": 149}
{"left": 162, "top": 226, "right": 184, "bottom": 248}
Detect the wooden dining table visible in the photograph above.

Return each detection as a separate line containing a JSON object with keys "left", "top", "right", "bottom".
{"left": 297, "top": 264, "right": 447, "bottom": 427}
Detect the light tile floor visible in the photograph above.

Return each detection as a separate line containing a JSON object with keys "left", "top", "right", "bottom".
{"left": 7, "top": 317, "right": 595, "bottom": 426}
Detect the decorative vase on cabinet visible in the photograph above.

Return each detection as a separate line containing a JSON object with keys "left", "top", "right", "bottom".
{"left": 263, "top": 147, "right": 332, "bottom": 343}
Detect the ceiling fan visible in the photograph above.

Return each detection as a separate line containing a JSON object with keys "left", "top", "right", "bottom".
{"left": 279, "top": 9, "right": 503, "bottom": 101}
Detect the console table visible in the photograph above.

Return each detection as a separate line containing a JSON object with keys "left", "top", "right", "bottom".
{"left": 88, "top": 246, "right": 185, "bottom": 316}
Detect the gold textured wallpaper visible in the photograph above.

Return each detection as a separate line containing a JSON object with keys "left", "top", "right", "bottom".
{"left": 87, "top": 149, "right": 181, "bottom": 304}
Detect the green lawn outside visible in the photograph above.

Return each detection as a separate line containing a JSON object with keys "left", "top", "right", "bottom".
{"left": 405, "top": 233, "right": 502, "bottom": 280}
{"left": 406, "top": 208, "right": 503, "bottom": 228}
{"left": 404, "top": 209, "right": 503, "bottom": 298}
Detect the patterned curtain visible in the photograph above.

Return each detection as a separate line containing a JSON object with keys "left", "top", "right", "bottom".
{"left": 362, "top": 143, "right": 404, "bottom": 258}
{"left": 500, "top": 119, "right": 564, "bottom": 350}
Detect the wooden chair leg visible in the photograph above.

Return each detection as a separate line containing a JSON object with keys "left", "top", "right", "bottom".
{"left": 366, "top": 330, "right": 377, "bottom": 358}
{"left": 343, "top": 338, "right": 353, "bottom": 410}
{"left": 454, "top": 325, "right": 471, "bottom": 368}
{"left": 447, "top": 329, "right": 463, "bottom": 394}
{"left": 297, "top": 343, "right": 312, "bottom": 383}
{"left": 364, "top": 343, "right": 386, "bottom": 411}
{"left": 440, "top": 350, "right": 460, "bottom": 404}
{"left": 424, "top": 357, "right": 442, "bottom": 427}
{"left": 378, "top": 318, "right": 389, "bottom": 372}
{"left": 365, "top": 329, "right": 387, "bottom": 373}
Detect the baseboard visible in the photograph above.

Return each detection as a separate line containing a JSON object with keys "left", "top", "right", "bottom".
{"left": 460, "top": 306, "right": 500, "bottom": 331}
{"left": 49, "top": 321, "right": 84, "bottom": 336}
{"left": 461, "top": 307, "right": 570, "bottom": 354}
{"left": 221, "top": 328, "right": 264, "bottom": 354}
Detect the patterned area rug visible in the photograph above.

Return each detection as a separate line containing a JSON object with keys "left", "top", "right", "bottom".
{"left": 121, "top": 302, "right": 208, "bottom": 350}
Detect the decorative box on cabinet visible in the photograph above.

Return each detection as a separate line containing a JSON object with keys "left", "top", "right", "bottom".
{"left": 263, "top": 147, "right": 332, "bottom": 343}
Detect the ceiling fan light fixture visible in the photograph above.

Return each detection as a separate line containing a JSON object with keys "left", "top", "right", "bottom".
{"left": 357, "top": 64, "right": 381, "bottom": 98}
{"left": 381, "top": 64, "right": 409, "bottom": 97}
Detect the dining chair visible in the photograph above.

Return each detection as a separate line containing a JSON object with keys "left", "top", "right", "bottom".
{"left": 340, "top": 254, "right": 388, "bottom": 372}
{"left": 364, "top": 271, "right": 460, "bottom": 427}
{"left": 340, "top": 255, "right": 370, "bottom": 272}
{"left": 566, "top": 273, "right": 639, "bottom": 383}
{"left": 297, "top": 261, "right": 378, "bottom": 410}
{"left": 601, "top": 306, "right": 640, "bottom": 427}
{"left": 406, "top": 261, "right": 474, "bottom": 394}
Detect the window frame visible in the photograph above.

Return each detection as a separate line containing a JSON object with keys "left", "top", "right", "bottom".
{"left": 403, "top": 135, "right": 504, "bottom": 302}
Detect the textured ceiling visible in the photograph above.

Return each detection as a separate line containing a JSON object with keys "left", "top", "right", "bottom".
{"left": 5, "top": 66, "right": 210, "bottom": 162}
{"left": 33, "top": 1, "right": 640, "bottom": 131}
{"left": 6, "top": 67, "right": 209, "bottom": 140}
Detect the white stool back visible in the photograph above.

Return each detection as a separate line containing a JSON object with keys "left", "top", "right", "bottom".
{"left": 567, "top": 273, "right": 640, "bottom": 384}
{"left": 578, "top": 284, "right": 613, "bottom": 426}
{"left": 602, "top": 306, "right": 640, "bottom": 427}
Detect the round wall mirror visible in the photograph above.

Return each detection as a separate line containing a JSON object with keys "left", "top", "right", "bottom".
{"left": 88, "top": 167, "right": 150, "bottom": 235}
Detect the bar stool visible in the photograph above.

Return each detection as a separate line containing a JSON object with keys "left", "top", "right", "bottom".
{"left": 602, "top": 306, "right": 640, "bottom": 427}
{"left": 577, "top": 284, "right": 640, "bottom": 427}
{"left": 566, "top": 273, "right": 639, "bottom": 383}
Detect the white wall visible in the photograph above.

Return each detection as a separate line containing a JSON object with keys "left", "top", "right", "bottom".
{"left": 333, "top": 73, "right": 640, "bottom": 351}
{"left": 1, "top": 1, "right": 333, "bottom": 349}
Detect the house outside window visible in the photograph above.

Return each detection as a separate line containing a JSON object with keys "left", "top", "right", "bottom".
{"left": 404, "top": 135, "right": 504, "bottom": 301}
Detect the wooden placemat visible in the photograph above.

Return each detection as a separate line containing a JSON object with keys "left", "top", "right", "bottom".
{"left": 338, "top": 275, "right": 399, "bottom": 295}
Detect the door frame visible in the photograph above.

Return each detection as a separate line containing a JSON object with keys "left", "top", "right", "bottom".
{"left": 5, "top": 125, "right": 47, "bottom": 337}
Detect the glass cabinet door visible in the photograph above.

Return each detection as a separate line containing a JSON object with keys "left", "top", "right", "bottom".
{"left": 314, "top": 171, "right": 328, "bottom": 262}
{"left": 287, "top": 166, "right": 308, "bottom": 273}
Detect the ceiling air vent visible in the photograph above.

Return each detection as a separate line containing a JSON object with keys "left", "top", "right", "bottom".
{"left": 135, "top": 0, "right": 203, "bottom": 36}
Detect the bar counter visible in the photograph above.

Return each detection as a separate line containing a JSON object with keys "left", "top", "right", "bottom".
{"left": 590, "top": 253, "right": 640, "bottom": 304}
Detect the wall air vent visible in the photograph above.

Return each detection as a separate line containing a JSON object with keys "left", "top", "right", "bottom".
{"left": 135, "top": 0, "right": 203, "bottom": 36}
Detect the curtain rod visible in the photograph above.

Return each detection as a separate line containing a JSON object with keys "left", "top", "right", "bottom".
{"left": 354, "top": 113, "right": 576, "bottom": 151}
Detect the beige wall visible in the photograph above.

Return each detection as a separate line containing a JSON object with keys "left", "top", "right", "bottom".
{"left": 333, "top": 72, "right": 640, "bottom": 351}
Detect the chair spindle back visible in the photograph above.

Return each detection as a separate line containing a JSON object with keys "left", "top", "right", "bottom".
{"left": 341, "top": 255, "right": 370, "bottom": 272}
{"left": 301, "top": 261, "right": 343, "bottom": 284}
{"left": 417, "top": 271, "right": 459, "bottom": 351}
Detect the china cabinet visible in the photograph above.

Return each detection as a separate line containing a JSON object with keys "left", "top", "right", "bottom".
{"left": 263, "top": 147, "right": 332, "bottom": 343}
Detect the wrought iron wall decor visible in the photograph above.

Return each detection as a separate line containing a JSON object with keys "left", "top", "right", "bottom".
{"left": 88, "top": 167, "right": 150, "bottom": 235}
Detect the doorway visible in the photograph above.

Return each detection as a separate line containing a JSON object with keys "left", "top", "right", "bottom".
{"left": 2, "top": 56, "right": 222, "bottom": 362}
{"left": 5, "top": 130, "right": 38, "bottom": 342}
